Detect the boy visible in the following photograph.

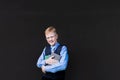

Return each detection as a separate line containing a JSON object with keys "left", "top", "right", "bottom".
{"left": 36, "top": 26, "right": 69, "bottom": 80}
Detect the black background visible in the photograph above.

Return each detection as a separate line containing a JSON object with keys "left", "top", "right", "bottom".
{"left": 1, "top": 0, "right": 120, "bottom": 80}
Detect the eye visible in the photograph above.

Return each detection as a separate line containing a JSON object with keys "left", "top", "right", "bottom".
{"left": 51, "top": 36, "right": 54, "bottom": 38}
{"left": 46, "top": 35, "right": 55, "bottom": 40}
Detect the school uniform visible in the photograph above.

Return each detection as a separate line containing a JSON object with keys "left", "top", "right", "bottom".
{"left": 37, "top": 42, "right": 69, "bottom": 80}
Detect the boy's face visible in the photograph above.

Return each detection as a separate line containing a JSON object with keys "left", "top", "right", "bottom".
{"left": 45, "top": 32, "right": 58, "bottom": 46}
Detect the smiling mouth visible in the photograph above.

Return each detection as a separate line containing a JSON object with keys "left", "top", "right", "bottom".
{"left": 49, "top": 41, "right": 54, "bottom": 43}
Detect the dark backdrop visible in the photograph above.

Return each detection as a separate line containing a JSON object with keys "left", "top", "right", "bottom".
{"left": 0, "top": 1, "right": 120, "bottom": 80}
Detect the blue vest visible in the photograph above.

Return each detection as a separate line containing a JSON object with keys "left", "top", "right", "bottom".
{"left": 43, "top": 44, "right": 65, "bottom": 80}
{"left": 45, "top": 44, "right": 63, "bottom": 59}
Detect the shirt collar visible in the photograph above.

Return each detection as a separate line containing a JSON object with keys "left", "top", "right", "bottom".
{"left": 51, "top": 42, "right": 60, "bottom": 50}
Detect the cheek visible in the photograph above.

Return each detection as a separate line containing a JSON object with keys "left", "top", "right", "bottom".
{"left": 46, "top": 39, "right": 50, "bottom": 42}
{"left": 55, "top": 36, "right": 58, "bottom": 40}
{"left": 53, "top": 39, "right": 57, "bottom": 42}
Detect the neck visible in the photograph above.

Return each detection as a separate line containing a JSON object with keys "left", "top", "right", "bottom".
{"left": 51, "top": 42, "right": 58, "bottom": 47}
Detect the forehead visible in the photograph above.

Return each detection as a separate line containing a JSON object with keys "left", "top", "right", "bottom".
{"left": 45, "top": 32, "right": 56, "bottom": 37}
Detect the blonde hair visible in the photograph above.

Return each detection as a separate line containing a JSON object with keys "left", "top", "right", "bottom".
{"left": 45, "top": 26, "right": 57, "bottom": 34}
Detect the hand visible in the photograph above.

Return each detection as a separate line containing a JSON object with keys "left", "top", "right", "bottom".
{"left": 41, "top": 65, "right": 46, "bottom": 73}
{"left": 45, "top": 56, "right": 59, "bottom": 65}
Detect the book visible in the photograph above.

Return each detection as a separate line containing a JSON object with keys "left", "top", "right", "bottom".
{"left": 50, "top": 53, "right": 61, "bottom": 61}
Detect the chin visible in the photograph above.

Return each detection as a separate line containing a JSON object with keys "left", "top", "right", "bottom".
{"left": 50, "top": 43, "right": 55, "bottom": 46}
